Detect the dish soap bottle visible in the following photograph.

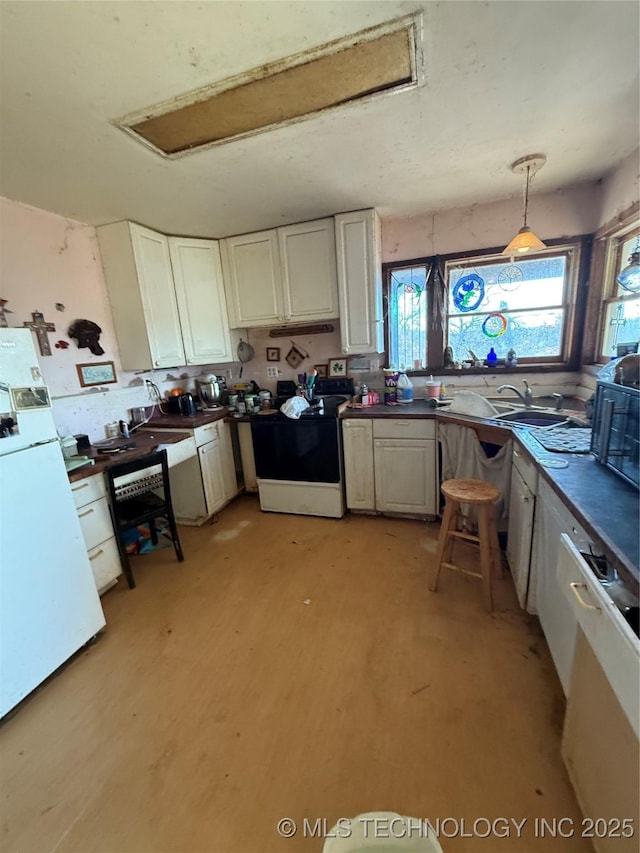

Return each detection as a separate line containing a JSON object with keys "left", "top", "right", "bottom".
{"left": 396, "top": 370, "right": 414, "bottom": 404}
{"left": 486, "top": 347, "right": 498, "bottom": 368}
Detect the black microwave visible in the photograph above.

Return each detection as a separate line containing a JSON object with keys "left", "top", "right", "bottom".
{"left": 590, "top": 381, "right": 639, "bottom": 490}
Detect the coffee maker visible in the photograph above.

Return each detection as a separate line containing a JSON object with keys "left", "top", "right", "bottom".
{"left": 196, "top": 375, "right": 226, "bottom": 410}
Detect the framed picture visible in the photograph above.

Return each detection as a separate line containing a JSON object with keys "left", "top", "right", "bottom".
{"left": 314, "top": 364, "right": 328, "bottom": 379}
{"left": 10, "top": 386, "right": 51, "bottom": 410}
{"left": 266, "top": 347, "right": 280, "bottom": 362}
{"left": 328, "top": 358, "right": 347, "bottom": 378}
{"left": 76, "top": 360, "right": 117, "bottom": 388}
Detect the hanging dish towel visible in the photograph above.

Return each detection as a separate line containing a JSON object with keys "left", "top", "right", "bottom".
{"left": 439, "top": 423, "right": 512, "bottom": 522}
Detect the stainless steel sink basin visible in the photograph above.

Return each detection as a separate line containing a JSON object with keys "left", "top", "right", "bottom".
{"left": 495, "top": 411, "right": 570, "bottom": 427}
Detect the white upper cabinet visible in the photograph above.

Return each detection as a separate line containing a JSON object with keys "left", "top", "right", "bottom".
{"left": 278, "top": 218, "right": 338, "bottom": 322}
{"left": 168, "top": 237, "right": 235, "bottom": 365}
{"left": 221, "top": 230, "right": 284, "bottom": 327}
{"left": 334, "top": 209, "right": 384, "bottom": 355}
{"left": 97, "top": 221, "right": 185, "bottom": 369}
{"left": 97, "top": 223, "right": 238, "bottom": 370}
{"left": 222, "top": 218, "right": 339, "bottom": 328}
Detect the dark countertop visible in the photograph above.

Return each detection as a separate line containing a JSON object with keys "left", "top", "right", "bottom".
{"left": 143, "top": 408, "right": 228, "bottom": 429}
{"left": 514, "top": 429, "right": 639, "bottom": 592}
{"left": 67, "top": 430, "right": 193, "bottom": 482}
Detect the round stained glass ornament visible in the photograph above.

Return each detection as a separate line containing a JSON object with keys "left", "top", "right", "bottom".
{"left": 452, "top": 273, "right": 485, "bottom": 312}
{"left": 482, "top": 312, "right": 508, "bottom": 338}
{"left": 498, "top": 264, "right": 523, "bottom": 292}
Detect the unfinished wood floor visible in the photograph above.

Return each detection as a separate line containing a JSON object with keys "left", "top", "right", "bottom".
{"left": 1, "top": 496, "right": 591, "bottom": 853}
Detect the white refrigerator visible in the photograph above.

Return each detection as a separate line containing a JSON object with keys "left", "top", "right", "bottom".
{"left": 0, "top": 328, "right": 105, "bottom": 718}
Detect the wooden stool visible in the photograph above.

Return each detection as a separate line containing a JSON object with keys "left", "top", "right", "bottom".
{"left": 430, "top": 478, "right": 503, "bottom": 612}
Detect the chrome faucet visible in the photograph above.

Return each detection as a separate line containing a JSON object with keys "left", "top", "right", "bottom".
{"left": 552, "top": 392, "right": 563, "bottom": 411}
{"left": 497, "top": 380, "right": 534, "bottom": 408}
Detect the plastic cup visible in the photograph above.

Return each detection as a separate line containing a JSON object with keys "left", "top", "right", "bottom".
{"left": 425, "top": 381, "right": 441, "bottom": 399}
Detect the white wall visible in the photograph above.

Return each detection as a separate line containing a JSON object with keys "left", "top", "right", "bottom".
{"left": 381, "top": 181, "right": 601, "bottom": 262}
{"left": 597, "top": 147, "right": 640, "bottom": 228}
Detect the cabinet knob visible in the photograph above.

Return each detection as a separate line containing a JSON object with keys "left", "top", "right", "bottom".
{"left": 154, "top": 360, "right": 160, "bottom": 366}
{"left": 375, "top": 441, "right": 381, "bottom": 447}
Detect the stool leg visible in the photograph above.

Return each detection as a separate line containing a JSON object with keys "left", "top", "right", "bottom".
{"left": 443, "top": 505, "right": 459, "bottom": 565}
{"left": 477, "top": 504, "right": 493, "bottom": 612}
{"left": 430, "top": 498, "right": 456, "bottom": 592}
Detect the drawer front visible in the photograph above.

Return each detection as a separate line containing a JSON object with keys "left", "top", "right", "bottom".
{"left": 194, "top": 421, "right": 220, "bottom": 447}
{"left": 559, "top": 535, "right": 640, "bottom": 737}
{"left": 372, "top": 418, "right": 435, "bottom": 440}
{"left": 70, "top": 474, "right": 106, "bottom": 509}
{"left": 77, "top": 496, "right": 114, "bottom": 552}
{"left": 162, "top": 435, "right": 197, "bottom": 466}
{"left": 87, "top": 536, "right": 122, "bottom": 594}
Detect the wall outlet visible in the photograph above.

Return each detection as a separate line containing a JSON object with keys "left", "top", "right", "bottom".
{"left": 266, "top": 366, "right": 278, "bottom": 378}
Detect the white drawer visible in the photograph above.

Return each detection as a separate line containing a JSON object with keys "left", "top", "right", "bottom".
{"left": 559, "top": 535, "right": 640, "bottom": 737}
{"left": 194, "top": 421, "right": 220, "bottom": 447}
{"left": 70, "top": 473, "right": 106, "bottom": 509}
{"left": 373, "top": 418, "right": 435, "bottom": 440}
{"left": 161, "top": 436, "right": 197, "bottom": 466}
{"left": 77, "top": 496, "right": 114, "bottom": 552}
{"left": 87, "top": 536, "right": 121, "bottom": 594}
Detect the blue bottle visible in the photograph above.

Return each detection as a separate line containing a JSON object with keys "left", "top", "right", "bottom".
{"left": 486, "top": 347, "right": 498, "bottom": 368}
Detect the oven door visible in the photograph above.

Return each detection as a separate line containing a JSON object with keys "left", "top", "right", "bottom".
{"left": 250, "top": 418, "right": 341, "bottom": 483}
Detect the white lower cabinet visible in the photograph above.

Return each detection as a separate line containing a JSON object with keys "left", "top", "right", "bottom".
{"left": 152, "top": 422, "right": 238, "bottom": 524}
{"left": 342, "top": 418, "right": 438, "bottom": 517}
{"left": 342, "top": 419, "right": 375, "bottom": 510}
{"left": 70, "top": 474, "right": 121, "bottom": 595}
{"left": 506, "top": 445, "right": 538, "bottom": 610}
{"left": 530, "top": 479, "right": 591, "bottom": 694}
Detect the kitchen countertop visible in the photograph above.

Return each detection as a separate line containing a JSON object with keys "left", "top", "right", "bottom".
{"left": 67, "top": 430, "right": 193, "bottom": 482}
{"left": 143, "top": 408, "right": 229, "bottom": 429}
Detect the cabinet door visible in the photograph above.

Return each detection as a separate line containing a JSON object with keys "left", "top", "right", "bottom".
{"left": 506, "top": 465, "right": 536, "bottom": 609}
{"left": 169, "top": 237, "right": 235, "bottom": 365}
{"left": 217, "top": 420, "right": 238, "bottom": 502}
{"left": 221, "top": 230, "right": 283, "bottom": 327}
{"left": 129, "top": 224, "right": 186, "bottom": 367}
{"left": 334, "top": 209, "right": 384, "bottom": 355}
{"left": 342, "top": 419, "right": 375, "bottom": 510}
{"left": 278, "top": 218, "right": 338, "bottom": 321}
{"left": 199, "top": 440, "right": 226, "bottom": 515}
{"left": 531, "top": 479, "right": 591, "bottom": 693}
{"left": 374, "top": 438, "right": 437, "bottom": 515}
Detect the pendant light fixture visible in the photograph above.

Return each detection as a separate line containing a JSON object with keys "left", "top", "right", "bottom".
{"left": 503, "top": 154, "right": 547, "bottom": 255}
{"left": 616, "top": 236, "right": 640, "bottom": 293}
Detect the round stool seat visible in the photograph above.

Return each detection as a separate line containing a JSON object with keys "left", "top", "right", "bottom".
{"left": 441, "top": 478, "right": 500, "bottom": 504}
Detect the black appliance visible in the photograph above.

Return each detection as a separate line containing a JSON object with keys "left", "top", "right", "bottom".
{"left": 249, "top": 379, "right": 353, "bottom": 513}
{"left": 591, "top": 380, "right": 639, "bottom": 490}
{"left": 166, "top": 393, "right": 197, "bottom": 417}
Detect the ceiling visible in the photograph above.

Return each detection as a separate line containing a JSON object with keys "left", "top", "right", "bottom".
{"left": 1, "top": 1, "right": 638, "bottom": 239}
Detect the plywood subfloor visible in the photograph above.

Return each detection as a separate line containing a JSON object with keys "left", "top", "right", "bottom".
{"left": 0, "top": 496, "right": 591, "bottom": 853}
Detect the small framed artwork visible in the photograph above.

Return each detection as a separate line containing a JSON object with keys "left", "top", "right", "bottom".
{"left": 328, "top": 358, "right": 347, "bottom": 378}
{"left": 10, "top": 386, "right": 51, "bottom": 409}
{"left": 76, "top": 360, "right": 117, "bottom": 388}
{"left": 266, "top": 347, "right": 280, "bottom": 362}
{"left": 314, "top": 364, "right": 328, "bottom": 379}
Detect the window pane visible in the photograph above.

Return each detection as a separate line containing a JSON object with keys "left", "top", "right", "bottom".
{"left": 601, "top": 297, "right": 640, "bottom": 358}
{"left": 615, "top": 232, "right": 640, "bottom": 297}
{"left": 389, "top": 267, "right": 427, "bottom": 369}
{"left": 448, "top": 256, "right": 566, "bottom": 314}
{"left": 448, "top": 309, "right": 564, "bottom": 361}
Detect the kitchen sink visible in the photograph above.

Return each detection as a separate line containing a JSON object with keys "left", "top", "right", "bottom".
{"left": 495, "top": 411, "right": 570, "bottom": 427}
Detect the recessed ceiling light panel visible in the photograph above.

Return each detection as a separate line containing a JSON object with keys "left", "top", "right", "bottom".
{"left": 117, "top": 14, "right": 424, "bottom": 157}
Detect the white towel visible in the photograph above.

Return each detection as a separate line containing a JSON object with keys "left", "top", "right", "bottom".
{"left": 439, "top": 423, "right": 512, "bottom": 522}
{"left": 280, "top": 396, "right": 310, "bottom": 420}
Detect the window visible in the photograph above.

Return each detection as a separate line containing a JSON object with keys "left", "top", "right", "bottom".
{"left": 599, "top": 223, "right": 640, "bottom": 360}
{"left": 384, "top": 239, "right": 585, "bottom": 371}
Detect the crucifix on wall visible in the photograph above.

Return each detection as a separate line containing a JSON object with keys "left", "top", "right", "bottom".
{"left": 23, "top": 311, "right": 56, "bottom": 356}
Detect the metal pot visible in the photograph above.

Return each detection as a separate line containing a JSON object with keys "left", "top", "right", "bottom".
{"left": 237, "top": 338, "right": 255, "bottom": 378}
{"left": 196, "top": 376, "right": 224, "bottom": 409}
